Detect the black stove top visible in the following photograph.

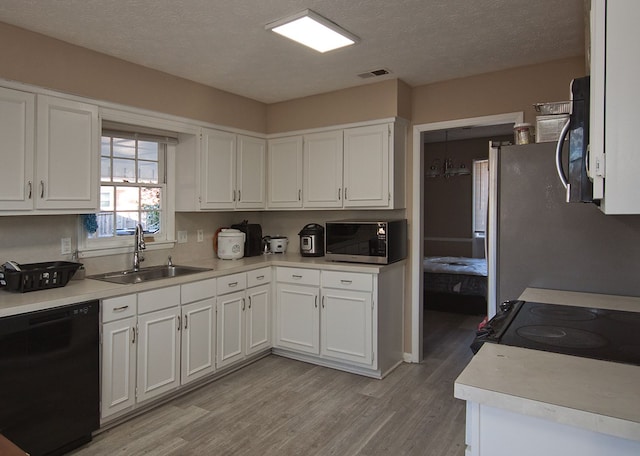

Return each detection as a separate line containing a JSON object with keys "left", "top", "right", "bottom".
{"left": 473, "top": 300, "right": 640, "bottom": 366}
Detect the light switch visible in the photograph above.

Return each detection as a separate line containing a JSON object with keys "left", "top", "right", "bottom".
{"left": 177, "top": 231, "right": 188, "bottom": 244}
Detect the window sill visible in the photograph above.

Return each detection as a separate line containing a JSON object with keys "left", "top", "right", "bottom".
{"left": 78, "top": 240, "right": 176, "bottom": 259}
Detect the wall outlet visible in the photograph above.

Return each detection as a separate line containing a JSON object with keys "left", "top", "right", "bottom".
{"left": 177, "top": 230, "right": 188, "bottom": 244}
{"left": 61, "top": 237, "right": 72, "bottom": 255}
{"left": 197, "top": 229, "right": 204, "bottom": 242}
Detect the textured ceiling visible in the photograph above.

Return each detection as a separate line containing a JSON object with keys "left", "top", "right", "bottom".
{"left": 0, "top": 0, "right": 585, "bottom": 103}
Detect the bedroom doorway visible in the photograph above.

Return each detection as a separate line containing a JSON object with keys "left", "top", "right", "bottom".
{"left": 410, "top": 112, "right": 523, "bottom": 362}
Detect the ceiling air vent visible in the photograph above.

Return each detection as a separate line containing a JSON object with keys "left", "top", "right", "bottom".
{"left": 357, "top": 68, "right": 391, "bottom": 79}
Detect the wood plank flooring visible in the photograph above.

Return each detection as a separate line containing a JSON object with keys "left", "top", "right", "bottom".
{"left": 71, "top": 310, "right": 480, "bottom": 456}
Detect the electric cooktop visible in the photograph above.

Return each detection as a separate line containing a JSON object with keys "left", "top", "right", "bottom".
{"left": 472, "top": 300, "right": 640, "bottom": 366}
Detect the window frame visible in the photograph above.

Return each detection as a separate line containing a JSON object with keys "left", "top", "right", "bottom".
{"left": 78, "top": 110, "right": 180, "bottom": 258}
{"left": 472, "top": 158, "right": 489, "bottom": 236}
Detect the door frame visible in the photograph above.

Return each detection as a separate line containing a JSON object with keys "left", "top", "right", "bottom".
{"left": 410, "top": 112, "right": 523, "bottom": 362}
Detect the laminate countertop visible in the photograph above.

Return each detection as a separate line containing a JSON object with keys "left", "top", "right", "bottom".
{"left": 454, "top": 287, "right": 640, "bottom": 442}
{"left": 0, "top": 254, "right": 403, "bottom": 318}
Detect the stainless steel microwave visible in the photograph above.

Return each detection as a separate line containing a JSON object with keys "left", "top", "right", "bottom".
{"left": 325, "top": 219, "right": 407, "bottom": 264}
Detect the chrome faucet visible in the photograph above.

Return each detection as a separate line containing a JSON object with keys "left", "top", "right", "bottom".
{"left": 133, "top": 224, "right": 146, "bottom": 271}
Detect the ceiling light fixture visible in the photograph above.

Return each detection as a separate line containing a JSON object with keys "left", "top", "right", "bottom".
{"left": 266, "top": 9, "right": 358, "bottom": 53}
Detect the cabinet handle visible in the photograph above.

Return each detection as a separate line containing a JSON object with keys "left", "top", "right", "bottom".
{"left": 248, "top": 296, "right": 252, "bottom": 309}
{"left": 340, "top": 280, "right": 353, "bottom": 285}
{"left": 292, "top": 274, "right": 302, "bottom": 280}
{"left": 177, "top": 315, "right": 181, "bottom": 331}
{"left": 344, "top": 187, "right": 348, "bottom": 200}
{"left": 228, "top": 281, "right": 238, "bottom": 287}
{"left": 256, "top": 275, "right": 265, "bottom": 280}
{"left": 238, "top": 189, "right": 241, "bottom": 201}
{"left": 315, "top": 296, "right": 318, "bottom": 308}
{"left": 113, "top": 305, "right": 129, "bottom": 312}
{"left": 184, "top": 315, "right": 188, "bottom": 330}
{"left": 322, "top": 295, "right": 325, "bottom": 308}
{"left": 27, "top": 181, "right": 32, "bottom": 199}
{"left": 298, "top": 189, "right": 301, "bottom": 201}
{"left": 338, "top": 188, "right": 341, "bottom": 200}
{"left": 242, "top": 298, "right": 246, "bottom": 311}
{"left": 132, "top": 327, "right": 136, "bottom": 344}
{"left": 40, "top": 180, "right": 45, "bottom": 198}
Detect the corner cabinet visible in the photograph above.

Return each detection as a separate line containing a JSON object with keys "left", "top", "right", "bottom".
{"left": 589, "top": 0, "right": 640, "bottom": 214}
{"left": 200, "top": 129, "right": 266, "bottom": 210}
{"left": 0, "top": 89, "right": 99, "bottom": 213}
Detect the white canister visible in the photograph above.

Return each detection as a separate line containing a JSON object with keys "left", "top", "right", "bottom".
{"left": 217, "top": 229, "right": 246, "bottom": 260}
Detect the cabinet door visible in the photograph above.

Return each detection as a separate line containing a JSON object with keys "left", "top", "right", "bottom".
{"left": 0, "top": 87, "right": 35, "bottom": 211}
{"left": 303, "top": 130, "right": 343, "bottom": 208}
{"left": 137, "top": 307, "right": 181, "bottom": 402}
{"left": 35, "top": 95, "right": 99, "bottom": 210}
{"left": 216, "top": 290, "right": 245, "bottom": 368}
{"left": 181, "top": 298, "right": 216, "bottom": 385}
{"left": 101, "top": 316, "right": 137, "bottom": 420}
{"left": 200, "top": 128, "right": 236, "bottom": 209}
{"left": 268, "top": 136, "right": 303, "bottom": 208}
{"left": 236, "top": 135, "right": 266, "bottom": 209}
{"left": 343, "top": 124, "right": 390, "bottom": 207}
{"left": 275, "top": 283, "right": 319, "bottom": 354}
{"left": 321, "top": 288, "right": 373, "bottom": 365}
{"left": 246, "top": 284, "right": 271, "bottom": 355}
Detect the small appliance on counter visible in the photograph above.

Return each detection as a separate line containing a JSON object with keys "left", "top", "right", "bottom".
{"left": 216, "top": 228, "right": 245, "bottom": 260}
{"left": 325, "top": 219, "right": 407, "bottom": 264}
{"left": 299, "top": 223, "right": 324, "bottom": 257}
{"left": 263, "top": 235, "right": 288, "bottom": 254}
{"left": 231, "top": 220, "right": 263, "bottom": 257}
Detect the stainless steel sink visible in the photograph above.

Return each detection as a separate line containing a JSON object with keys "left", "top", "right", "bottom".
{"left": 88, "top": 265, "right": 212, "bottom": 284}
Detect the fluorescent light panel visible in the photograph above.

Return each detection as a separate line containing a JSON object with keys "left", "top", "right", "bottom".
{"left": 266, "top": 9, "right": 358, "bottom": 53}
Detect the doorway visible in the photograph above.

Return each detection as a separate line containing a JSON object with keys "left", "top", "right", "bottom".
{"left": 410, "top": 112, "right": 523, "bottom": 362}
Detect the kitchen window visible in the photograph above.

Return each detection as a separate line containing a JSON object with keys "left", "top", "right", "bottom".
{"left": 79, "top": 123, "right": 178, "bottom": 256}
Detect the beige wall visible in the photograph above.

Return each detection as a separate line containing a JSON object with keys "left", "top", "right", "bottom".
{"left": 266, "top": 79, "right": 401, "bottom": 133}
{"left": 411, "top": 57, "right": 586, "bottom": 125}
{"left": 0, "top": 22, "right": 267, "bottom": 133}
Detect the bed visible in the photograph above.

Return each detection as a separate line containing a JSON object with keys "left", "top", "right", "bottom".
{"left": 423, "top": 256, "right": 487, "bottom": 315}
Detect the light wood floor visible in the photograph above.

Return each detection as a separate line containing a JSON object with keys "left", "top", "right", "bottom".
{"left": 71, "top": 310, "right": 479, "bottom": 456}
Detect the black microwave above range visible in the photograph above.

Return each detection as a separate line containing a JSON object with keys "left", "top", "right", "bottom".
{"left": 325, "top": 219, "right": 407, "bottom": 265}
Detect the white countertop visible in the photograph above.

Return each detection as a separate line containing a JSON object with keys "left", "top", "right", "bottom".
{"left": 0, "top": 254, "right": 402, "bottom": 317}
{"left": 454, "top": 287, "right": 640, "bottom": 442}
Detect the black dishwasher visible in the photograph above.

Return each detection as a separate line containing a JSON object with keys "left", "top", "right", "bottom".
{"left": 0, "top": 300, "right": 100, "bottom": 456}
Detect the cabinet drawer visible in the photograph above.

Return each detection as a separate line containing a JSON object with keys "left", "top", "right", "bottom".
{"left": 321, "top": 271, "right": 373, "bottom": 292}
{"left": 138, "top": 285, "right": 180, "bottom": 314}
{"left": 217, "top": 272, "right": 247, "bottom": 294}
{"left": 102, "top": 294, "right": 137, "bottom": 322}
{"left": 247, "top": 267, "right": 272, "bottom": 288}
{"left": 276, "top": 267, "right": 320, "bottom": 286}
{"left": 181, "top": 278, "right": 217, "bottom": 304}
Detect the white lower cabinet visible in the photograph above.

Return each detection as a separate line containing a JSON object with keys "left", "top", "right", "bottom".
{"left": 217, "top": 268, "right": 272, "bottom": 369}
{"left": 321, "top": 286, "right": 373, "bottom": 366}
{"left": 101, "top": 279, "right": 216, "bottom": 422}
{"left": 273, "top": 264, "right": 404, "bottom": 378}
{"left": 275, "top": 267, "right": 320, "bottom": 354}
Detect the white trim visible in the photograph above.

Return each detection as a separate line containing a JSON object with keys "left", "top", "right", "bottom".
{"left": 411, "top": 112, "right": 523, "bottom": 363}
{"left": 77, "top": 240, "right": 176, "bottom": 259}
{"left": 266, "top": 117, "right": 408, "bottom": 139}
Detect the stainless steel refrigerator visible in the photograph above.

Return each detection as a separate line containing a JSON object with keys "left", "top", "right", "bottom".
{"left": 488, "top": 142, "right": 640, "bottom": 313}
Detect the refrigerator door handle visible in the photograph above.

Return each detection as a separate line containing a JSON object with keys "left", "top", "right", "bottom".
{"left": 555, "top": 118, "right": 571, "bottom": 201}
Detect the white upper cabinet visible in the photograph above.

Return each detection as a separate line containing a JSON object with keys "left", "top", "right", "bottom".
{"left": 236, "top": 134, "right": 266, "bottom": 209}
{"left": 268, "top": 136, "right": 303, "bottom": 208}
{"left": 303, "top": 130, "right": 343, "bottom": 208}
{"left": 590, "top": 0, "right": 640, "bottom": 214}
{"left": 199, "top": 128, "right": 266, "bottom": 210}
{"left": 267, "top": 120, "right": 406, "bottom": 211}
{"left": 0, "top": 87, "right": 35, "bottom": 211}
{"left": 0, "top": 91, "right": 99, "bottom": 213}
